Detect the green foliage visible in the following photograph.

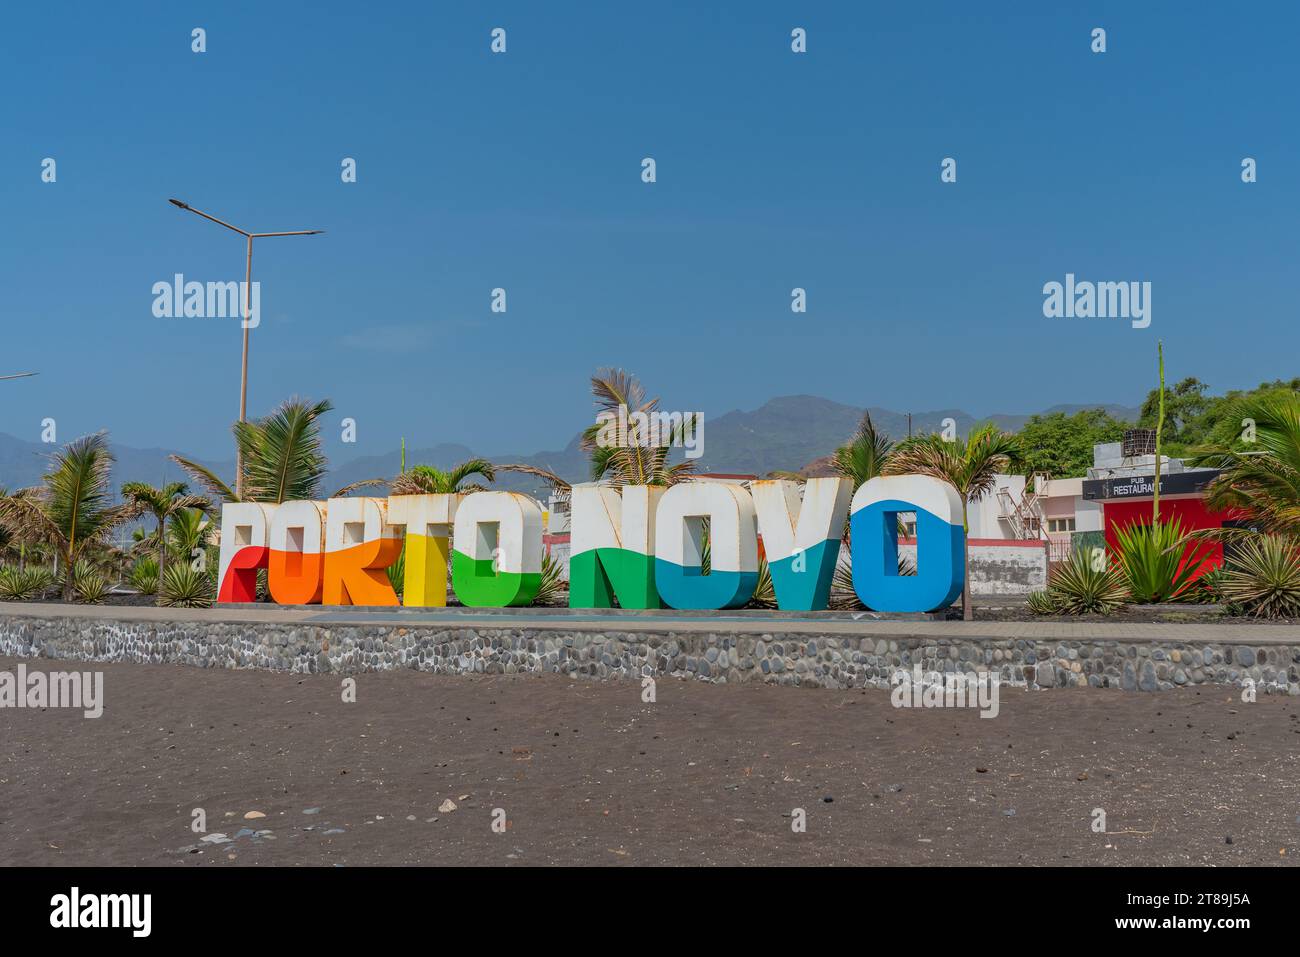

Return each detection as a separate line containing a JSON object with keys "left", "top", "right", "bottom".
{"left": 1135, "top": 377, "right": 1300, "bottom": 456}
{"left": 129, "top": 557, "right": 160, "bottom": 595}
{"left": 1114, "top": 518, "right": 1206, "bottom": 603}
{"left": 1017, "top": 409, "right": 1130, "bottom": 478}
{"left": 832, "top": 412, "right": 894, "bottom": 490}
{"left": 1219, "top": 535, "right": 1300, "bottom": 620}
{"left": 69, "top": 560, "right": 111, "bottom": 604}
{"left": 171, "top": 397, "right": 336, "bottom": 503}
{"left": 534, "top": 551, "right": 567, "bottom": 607}
{"left": 1026, "top": 589, "right": 1060, "bottom": 615}
{"left": 0, "top": 567, "right": 27, "bottom": 600}
{"left": 159, "top": 562, "right": 214, "bottom": 608}
{"left": 0, "top": 433, "right": 139, "bottom": 600}
{"left": 1040, "top": 550, "right": 1129, "bottom": 615}
{"left": 386, "top": 541, "right": 406, "bottom": 596}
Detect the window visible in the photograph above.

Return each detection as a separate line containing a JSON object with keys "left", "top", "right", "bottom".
{"left": 1048, "top": 518, "right": 1076, "bottom": 534}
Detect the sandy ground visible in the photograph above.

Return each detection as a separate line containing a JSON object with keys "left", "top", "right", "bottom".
{"left": 1, "top": 655, "right": 1297, "bottom": 867}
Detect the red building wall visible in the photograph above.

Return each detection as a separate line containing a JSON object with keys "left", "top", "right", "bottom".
{"left": 1102, "top": 496, "right": 1226, "bottom": 576}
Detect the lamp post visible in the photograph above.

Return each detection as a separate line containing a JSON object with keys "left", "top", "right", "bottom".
{"left": 168, "top": 199, "right": 323, "bottom": 499}
{"left": 0, "top": 373, "right": 37, "bottom": 381}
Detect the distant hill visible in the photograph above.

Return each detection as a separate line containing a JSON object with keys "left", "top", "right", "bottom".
{"left": 0, "top": 396, "right": 1140, "bottom": 499}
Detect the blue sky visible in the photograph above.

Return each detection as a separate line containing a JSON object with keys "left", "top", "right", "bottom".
{"left": 2, "top": 1, "right": 1296, "bottom": 461}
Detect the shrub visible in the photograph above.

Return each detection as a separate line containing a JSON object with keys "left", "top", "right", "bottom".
{"left": 1219, "top": 535, "right": 1300, "bottom": 620}
{"left": 1041, "top": 550, "right": 1128, "bottom": 615}
{"left": 129, "top": 557, "right": 159, "bottom": 595}
{"left": 159, "top": 563, "right": 214, "bottom": 608}
{"left": 1026, "top": 589, "right": 1060, "bottom": 615}
{"left": 24, "top": 566, "right": 55, "bottom": 598}
{"left": 70, "top": 561, "right": 111, "bottom": 604}
{"left": 0, "top": 566, "right": 33, "bottom": 600}
{"left": 1114, "top": 518, "right": 1206, "bottom": 603}
{"left": 533, "top": 551, "right": 567, "bottom": 607}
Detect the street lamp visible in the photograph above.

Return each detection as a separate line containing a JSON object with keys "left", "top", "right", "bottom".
{"left": 168, "top": 199, "right": 323, "bottom": 499}
{"left": 0, "top": 372, "right": 37, "bottom": 380}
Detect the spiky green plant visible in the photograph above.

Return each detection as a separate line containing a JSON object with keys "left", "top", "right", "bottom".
{"left": 0, "top": 566, "right": 33, "bottom": 600}
{"left": 159, "top": 562, "right": 214, "bottom": 608}
{"left": 69, "top": 560, "right": 111, "bottom": 604}
{"left": 534, "top": 551, "right": 567, "bottom": 607}
{"left": 1026, "top": 589, "right": 1061, "bottom": 615}
{"left": 1219, "top": 535, "right": 1300, "bottom": 619}
{"left": 1041, "top": 550, "right": 1129, "bottom": 615}
{"left": 129, "top": 556, "right": 160, "bottom": 595}
{"left": 1113, "top": 517, "right": 1206, "bottom": 603}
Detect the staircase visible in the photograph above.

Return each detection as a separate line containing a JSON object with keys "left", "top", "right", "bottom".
{"left": 997, "top": 472, "right": 1051, "bottom": 541}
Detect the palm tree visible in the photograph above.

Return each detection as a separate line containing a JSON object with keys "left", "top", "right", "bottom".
{"left": 883, "top": 423, "right": 1021, "bottom": 620}
{"left": 0, "top": 433, "right": 142, "bottom": 600}
{"left": 171, "top": 397, "right": 374, "bottom": 503}
{"left": 390, "top": 458, "right": 496, "bottom": 495}
{"left": 832, "top": 412, "right": 894, "bottom": 491}
{"left": 121, "top": 481, "right": 210, "bottom": 586}
{"left": 581, "top": 368, "right": 698, "bottom": 487}
{"left": 1195, "top": 392, "right": 1300, "bottom": 537}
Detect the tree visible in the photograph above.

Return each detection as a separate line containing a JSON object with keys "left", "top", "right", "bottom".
{"left": 581, "top": 368, "right": 697, "bottom": 486}
{"left": 1196, "top": 392, "right": 1300, "bottom": 538}
{"left": 883, "top": 424, "right": 1021, "bottom": 620}
{"left": 171, "top": 397, "right": 373, "bottom": 503}
{"left": 831, "top": 412, "right": 894, "bottom": 491}
{"left": 120, "top": 481, "right": 210, "bottom": 586}
{"left": 1016, "top": 409, "right": 1129, "bottom": 478}
{"left": 390, "top": 459, "right": 496, "bottom": 496}
{"left": 0, "top": 433, "right": 141, "bottom": 600}
{"left": 1138, "top": 376, "right": 1208, "bottom": 448}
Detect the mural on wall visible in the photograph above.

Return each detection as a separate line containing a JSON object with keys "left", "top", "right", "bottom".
{"left": 216, "top": 475, "right": 966, "bottom": 613}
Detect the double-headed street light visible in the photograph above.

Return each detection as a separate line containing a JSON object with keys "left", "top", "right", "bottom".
{"left": 168, "top": 199, "right": 323, "bottom": 499}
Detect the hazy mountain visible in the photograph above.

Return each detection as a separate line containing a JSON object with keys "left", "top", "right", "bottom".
{"left": 0, "top": 396, "right": 1140, "bottom": 499}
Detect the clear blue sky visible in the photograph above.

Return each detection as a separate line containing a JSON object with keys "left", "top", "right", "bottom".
{"left": 2, "top": 1, "right": 1295, "bottom": 460}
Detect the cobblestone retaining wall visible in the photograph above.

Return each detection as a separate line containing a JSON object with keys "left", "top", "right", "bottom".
{"left": 2, "top": 612, "right": 1298, "bottom": 694}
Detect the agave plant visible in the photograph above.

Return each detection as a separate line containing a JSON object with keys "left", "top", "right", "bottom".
{"left": 883, "top": 424, "right": 1022, "bottom": 620}
{"left": 1040, "top": 550, "right": 1129, "bottom": 615}
{"left": 159, "top": 562, "right": 214, "bottom": 608}
{"left": 0, "top": 566, "right": 33, "bottom": 600}
{"left": 1026, "top": 589, "right": 1060, "bottom": 616}
{"left": 1113, "top": 517, "right": 1207, "bottom": 603}
{"left": 69, "top": 559, "right": 111, "bottom": 604}
{"left": 1219, "top": 535, "right": 1300, "bottom": 619}
{"left": 534, "top": 551, "right": 567, "bottom": 607}
{"left": 129, "top": 556, "right": 160, "bottom": 595}
{"left": 0, "top": 433, "right": 142, "bottom": 600}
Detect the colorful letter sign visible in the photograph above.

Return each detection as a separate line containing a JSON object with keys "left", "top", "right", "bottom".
{"left": 849, "top": 475, "right": 965, "bottom": 613}
{"left": 217, "top": 476, "right": 966, "bottom": 614}
{"left": 653, "top": 482, "right": 759, "bottom": 610}
{"left": 750, "top": 477, "right": 851, "bottom": 611}
{"left": 568, "top": 484, "right": 663, "bottom": 609}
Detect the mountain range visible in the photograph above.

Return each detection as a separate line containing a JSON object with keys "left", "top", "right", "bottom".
{"left": 0, "top": 395, "right": 1140, "bottom": 499}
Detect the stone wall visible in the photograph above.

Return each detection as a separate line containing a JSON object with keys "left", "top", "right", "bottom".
{"left": 1, "top": 611, "right": 1296, "bottom": 694}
